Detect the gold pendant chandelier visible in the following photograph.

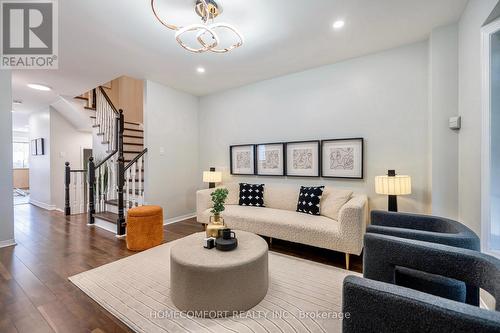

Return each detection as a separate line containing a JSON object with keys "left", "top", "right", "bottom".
{"left": 151, "top": 0, "right": 244, "bottom": 54}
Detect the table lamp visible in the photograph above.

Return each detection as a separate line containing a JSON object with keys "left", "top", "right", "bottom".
{"left": 375, "top": 170, "right": 411, "bottom": 212}
{"left": 203, "top": 167, "right": 222, "bottom": 189}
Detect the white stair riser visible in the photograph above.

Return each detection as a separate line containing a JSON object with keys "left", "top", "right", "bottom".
{"left": 93, "top": 217, "right": 118, "bottom": 234}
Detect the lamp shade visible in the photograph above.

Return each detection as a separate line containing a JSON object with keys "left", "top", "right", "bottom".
{"left": 203, "top": 171, "right": 222, "bottom": 183}
{"left": 375, "top": 175, "right": 411, "bottom": 195}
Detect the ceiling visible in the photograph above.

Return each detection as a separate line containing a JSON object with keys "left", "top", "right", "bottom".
{"left": 12, "top": 0, "right": 468, "bottom": 114}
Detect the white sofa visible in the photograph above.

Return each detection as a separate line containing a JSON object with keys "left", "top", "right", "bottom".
{"left": 196, "top": 183, "right": 368, "bottom": 269}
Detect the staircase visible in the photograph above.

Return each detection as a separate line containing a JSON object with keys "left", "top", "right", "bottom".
{"left": 64, "top": 86, "right": 147, "bottom": 236}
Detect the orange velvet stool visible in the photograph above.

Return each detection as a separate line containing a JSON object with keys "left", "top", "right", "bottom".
{"left": 126, "top": 205, "right": 164, "bottom": 251}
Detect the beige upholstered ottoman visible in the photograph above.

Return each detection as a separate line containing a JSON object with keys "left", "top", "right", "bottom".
{"left": 170, "top": 231, "right": 268, "bottom": 317}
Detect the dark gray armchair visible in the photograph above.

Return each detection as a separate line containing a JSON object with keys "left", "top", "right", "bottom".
{"left": 368, "top": 210, "right": 480, "bottom": 305}
{"left": 342, "top": 233, "right": 500, "bottom": 333}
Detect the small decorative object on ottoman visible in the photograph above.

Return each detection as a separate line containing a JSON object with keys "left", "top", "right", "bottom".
{"left": 126, "top": 205, "right": 164, "bottom": 251}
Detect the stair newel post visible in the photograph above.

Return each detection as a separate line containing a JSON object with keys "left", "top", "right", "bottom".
{"left": 64, "top": 162, "right": 71, "bottom": 216}
{"left": 117, "top": 110, "right": 126, "bottom": 236}
{"left": 88, "top": 156, "right": 95, "bottom": 225}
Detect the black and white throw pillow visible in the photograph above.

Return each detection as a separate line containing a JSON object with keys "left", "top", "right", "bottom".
{"left": 296, "top": 186, "right": 325, "bottom": 215}
{"left": 239, "top": 183, "right": 265, "bottom": 207}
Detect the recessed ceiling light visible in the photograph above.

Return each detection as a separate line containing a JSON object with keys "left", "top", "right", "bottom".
{"left": 13, "top": 100, "right": 22, "bottom": 104}
{"left": 333, "top": 20, "right": 345, "bottom": 30}
{"left": 27, "top": 83, "right": 52, "bottom": 91}
{"left": 197, "top": 67, "right": 206, "bottom": 74}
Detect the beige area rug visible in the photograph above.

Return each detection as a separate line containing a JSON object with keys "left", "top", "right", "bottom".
{"left": 69, "top": 239, "right": 360, "bottom": 333}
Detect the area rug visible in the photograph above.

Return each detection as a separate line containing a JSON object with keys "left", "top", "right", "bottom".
{"left": 69, "top": 239, "right": 359, "bottom": 333}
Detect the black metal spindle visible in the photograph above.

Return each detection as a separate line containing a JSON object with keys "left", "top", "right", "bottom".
{"left": 88, "top": 157, "right": 95, "bottom": 225}
{"left": 64, "top": 162, "right": 71, "bottom": 216}
{"left": 117, "top": 110, "right": 126, "bottom": 236}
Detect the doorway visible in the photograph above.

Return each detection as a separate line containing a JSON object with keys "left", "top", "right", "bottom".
{"left": 482, "top": 19, "right": 500, "bottom": 255}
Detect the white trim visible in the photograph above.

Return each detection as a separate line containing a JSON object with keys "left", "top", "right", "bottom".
{"left": 93, "top": 217, "right": 118, "bottom": 234}
{"left": 55, "top": 208, "right": 64, "bottom": 213}
{"left": 480, "top": 297, "right": 490, "bottom": 310}
{"left": 163, "top": 212, "right": 196, "bottom": 225}
{"left": 481, "top": 18, "right": 500, "bottom": 253}
{"left": 29, "top": 199, "right": 56, "bottom": 211}
{"left": 0, "top": 239, "right": 16, "bottom": 248}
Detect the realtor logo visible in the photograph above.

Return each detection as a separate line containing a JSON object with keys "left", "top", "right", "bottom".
{"left": 1, "top": 0, "right": 58, "bottom": 69}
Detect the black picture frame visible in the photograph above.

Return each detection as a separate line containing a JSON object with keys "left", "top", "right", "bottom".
{"left": 285, "top": 140, "right": 321, "bottom": 177}
{"left": 255, "top": 142, "right": 286, "bottom": 176}
{"left": 321, "top": 138, "right": 364, "bottom": 179}
{"left": 230, "top": 144, "right": 256, "bottom": 175}
{"left": 36, "top": 138, "right": 45, "bottom": 155}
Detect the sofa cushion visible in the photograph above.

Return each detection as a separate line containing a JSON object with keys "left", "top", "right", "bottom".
{"left": 296, "top": 186, "right": 324, "bottom": 215}
{"left": 320, "top": 187, "right": 353, "bottom": 221}
{"left": 200, "top": 205, "right": 342, "bottom": 251}
{"left": 220, "top": 183, "right": 239, "bottom": 205}
{"left": 264, "top": 184, "right": 300, "bottom": 211}
{"left": 239, "top": 183, "right": 265, "bottom": 207}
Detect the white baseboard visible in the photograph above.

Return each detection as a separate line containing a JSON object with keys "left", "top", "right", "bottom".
{"left": 55, "top": 208, "right": 64, "bottom": 213}
{"left": 163, "top": 213, "right": 196, "bottom": 225}
{"left": 29, "top": 199, "right": 56, "bottom": 211}
{"left": 0, "top": 239, "right": 16, "bottom": 248}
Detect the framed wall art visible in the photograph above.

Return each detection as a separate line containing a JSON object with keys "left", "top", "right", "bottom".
{"left": 230, "top": 144, "right": 255, "bottom": 175}
{"left": 321, "top": 138, "right": 363, "bottom": 179}
{"left": 285, "top": 140, "right": 320, "bottom": 177}
{"left": 36, "top": 138, "right": 45, "bottom": 156}
{"left": 31, "top": 139, "right": 37, "bottom": 156}
{"left": 256, "top": 143, "right": 285, "bottom": 176}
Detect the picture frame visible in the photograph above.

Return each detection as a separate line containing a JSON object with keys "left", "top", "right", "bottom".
{"left": 285, "top": 140, "right": 320, "bottom": 177}
{"left": 31, "top": 139, "right": 37, "bottom": 156}
{"left": 36, "top": 138, "right": 45, "bottom": 155}
{"left": 256, "top": 143, "right": 285, "bottom": 176}
{"left": 321, "top": 138, "right": 364, "bottom": 179}
{"left": 230, "top": 144, "right": 256, "bottom": 175}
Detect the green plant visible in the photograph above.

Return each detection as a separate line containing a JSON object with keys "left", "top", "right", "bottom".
{"left": 210, "top": 188, "right": 229, "bottom": 217}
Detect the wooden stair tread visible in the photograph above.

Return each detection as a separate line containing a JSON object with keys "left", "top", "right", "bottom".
{"left": 124, "top": 143, "right": 143, "bottom": 146}
{"left": 75, "top": 96, "right": 89, "bottom": 101}
{"left": 124, "top": 128, "right": 143, "bottom": 133}
{"left": 105, "top": 199, "right": 135, "bottom": 208}
{"left": 124, "top": 134, "right": 143, "bottom": 139}
{"left": 84, "top": 106, "right": 96, "bottom": 111}
{"left": 93, "top": 212, "right": 118, "bottom": 223}
{"left": 123, "top": 150, "right": 144, "bottom": 153}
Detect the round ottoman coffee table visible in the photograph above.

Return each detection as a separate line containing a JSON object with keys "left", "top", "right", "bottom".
{"left": 170, "top": 231, "right": 268, "bottom": 317}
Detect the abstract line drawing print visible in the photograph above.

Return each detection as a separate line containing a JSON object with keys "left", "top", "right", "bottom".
{"left": 293, "top": 148, "right": 313, "bottom": 169}
{"left": 329, "top": 147, "right": 354, "bottom": 170}
{"left": 262, "top": 150, "right": 280, "bottom": 169}
{"left": 236, "top": 151, "right": 251, "bottom": 169}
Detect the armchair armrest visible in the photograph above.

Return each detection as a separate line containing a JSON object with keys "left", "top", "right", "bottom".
{"left": 342, "top": 275, "right": 500, "bottom": 333}
{"left": 363, "top": 233, "right": 500, "bottom": 309}
{"left": 338, "top": 195, "right": 368, "bottom": 255}
{"left": 369, "top": 210, "right": 480, "bottom": 250}
{"left": 196, "top": 188, "right": 213, "bottom": 222}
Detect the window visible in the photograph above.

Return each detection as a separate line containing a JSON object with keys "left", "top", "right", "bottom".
{"left": 13, "top": 142, "right": 29, "bottom": 168}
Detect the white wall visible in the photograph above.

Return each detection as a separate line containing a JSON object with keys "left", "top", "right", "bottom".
{"left": 50, "top": 108, "right": 92, "bottom": 211}
{"left": 0, "top": 70, "right": 15, "bottom": 247}
{"left": 144, "top": 80, "right": 200, "bottom": 221}
{"left": 199, "top": 42, "right": 430, "bottom": 213}
{"left": 428, "top": 24, "right": 459, "bottom": 219}
{"left": 458, "top": 0, "right": 498, "bottom": 235}
{"left": 29, "top": 110, "right": 52, "bottom": 209}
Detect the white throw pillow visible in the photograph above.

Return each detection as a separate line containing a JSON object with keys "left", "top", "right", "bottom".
{"left": 320, "top": 187, "right": 353, "bottom": 220}
{"left": 219, "top": 183, "right": 239, "bottom": 205}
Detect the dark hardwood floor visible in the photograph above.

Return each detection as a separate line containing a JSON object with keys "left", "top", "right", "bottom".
{"left": 0, "top": 204, "right": 361, "bottom": 333}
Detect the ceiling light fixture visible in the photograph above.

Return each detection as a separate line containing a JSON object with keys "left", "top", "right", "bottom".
{"left": 27, "top": 83, "right": 52, "bottom": 91}
{"left": 13, "top": 100, "right": 22, "bottom": 104}
{"left": 151, "top": 0, "right": 243, "bottom": 53}
{"left": 197, "top": 67, "right": 206, "bottom": 73}
{"left": 333, "top": 20, "right": 345, "bottom": 29}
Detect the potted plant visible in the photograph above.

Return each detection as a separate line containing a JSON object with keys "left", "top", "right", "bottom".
{"left": 206, "top": 188, "right": 229, "bottom": 237}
